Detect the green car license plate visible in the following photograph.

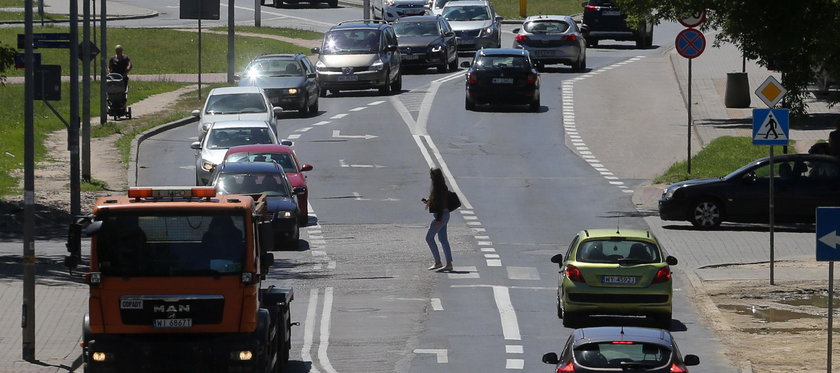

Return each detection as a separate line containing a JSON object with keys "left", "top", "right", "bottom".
{"left": 601, "top": 276, "right": 637, "bottom": 285}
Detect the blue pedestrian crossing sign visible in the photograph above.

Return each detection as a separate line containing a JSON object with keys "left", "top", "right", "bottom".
{"left": 817, "top": 208, "right": 840, "bottom": 261}
{"left": 752, "top": 108, "right": 789, "bottom": 145}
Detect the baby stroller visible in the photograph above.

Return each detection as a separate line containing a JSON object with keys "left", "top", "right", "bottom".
{"left": 106, "top": 73, "right": 132, "bottom": 120}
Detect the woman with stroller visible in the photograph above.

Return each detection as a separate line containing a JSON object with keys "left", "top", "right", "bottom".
{"left": 108, "top": 45, "right": 132, "bottom": 87}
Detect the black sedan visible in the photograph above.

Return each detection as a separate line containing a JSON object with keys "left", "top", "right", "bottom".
{"left": 462, "top": 48, "right": 540, "bottom": 111}
{"left": 393, "top": 15, "right": 459, "bottom": 73}
{"left": 211, "top": 161, "right": 302, "bottom": 250}
{"left": 659, "top": 154, "right": 840, "bottom": 228}
{"left": 236, "top": 53, "right": 320, "bottom": 116}
{"left": 542, "top": 326, "right": 700, "bottom": 373}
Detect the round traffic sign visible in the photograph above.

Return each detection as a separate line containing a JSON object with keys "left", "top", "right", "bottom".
{"left": 675, "top": 28, "right": 705, "bottom": 59}
{"left": 678, "top": 10, "right": 706, "bottom": 28}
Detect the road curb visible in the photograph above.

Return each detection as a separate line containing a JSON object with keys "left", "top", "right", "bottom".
{"left": 128, "top": 116, "right": 198, "bottom": 188}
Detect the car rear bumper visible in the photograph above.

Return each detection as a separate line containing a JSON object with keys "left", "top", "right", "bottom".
{"left": 562, "top": 281, "right": 672, "bottom": 315}
{"left": 586, "top": 30, "right": 640, "bottom": 41}
{"left": 466, "top": 86, "right": 537, "bottom": 104}
{"left": 513, "top": 44, "right": 581, "bottom": 64}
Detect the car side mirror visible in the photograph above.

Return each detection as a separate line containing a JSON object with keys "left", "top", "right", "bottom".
{"left": 311, "top": 47, "right": 321, "bottom": 54}
{"left": 666, "top": 256, "right": 678, "bottom": 266}
{"left": 300, "top": 164, "right": 313, "bottom": 172}
{"left": 190, "top": 141, "right": 201, "bottom": 150}
{"left": 460, "top": 61, "right": 471, "bottom": 68}
{"left": 261, "top": 252, "right": 275, "bottom": 268}
{"left": 308, "top": 72, "right": 317, "bottom": 78}
{"left": 550, "top": 254, "right": 563, "bottom": 265}
{"left": 233, "top": 74, "right": 241, "bottom": 81}
{"left": 542, "top": 353, "right": 559, "bottom": 365}
{"left": 743, "top": 172, "right": 757, "bottom": 183}
{"left": 684, "top": 354, "right": 700, "bottom": 366}
{"left": 495, "top": 16, "right": 504, "bottom": 22}
{"left": 293, "top": 186, "right": 305, "bottom": 195}
{"left": 281, "top": 140, "right": 294, "bottom": 146}
{"left": 512, "top": 28, "right": 520, "bottom": 34}
{"left": 445, "top": 31, "right": 455, "bottom": 37}
{"left": 191, "top": 109, "right": 201, "bottom": 117}
{"left": 273, "top": 106, "right": 284, "bottom": 116}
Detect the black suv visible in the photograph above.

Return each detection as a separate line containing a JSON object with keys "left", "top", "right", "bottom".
{"left": 311, "top": 20, "right": 403, "bottom": 96}
{"left": 581, "top": 0, "right": 653, "bottom": 48}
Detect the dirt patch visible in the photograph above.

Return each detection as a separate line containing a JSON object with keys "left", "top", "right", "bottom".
{"left": 700, "top": 261, "right": 840, "bottom": 372}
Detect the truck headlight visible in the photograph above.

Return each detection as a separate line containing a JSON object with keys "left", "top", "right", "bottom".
{"left": 91, "top": 352, "right": 112, "bottom": 362}
{"left": 231, "top": 350, "right": 253, "bottom": 361}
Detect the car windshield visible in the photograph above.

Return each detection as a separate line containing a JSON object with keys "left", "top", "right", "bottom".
{"left": 574, "top": 342, "right": 672, "bottom": 369}
{"left": 474, "top": 56, "right": 530, "bottom": 71}
{"left": 206, "top": 128, "right": 274, "bottom": 150}
{"left": 576, "top": 239, "right": 661, "bottom": 264}
{"left": 215, "top": 173, "right": 290, "bottom": 197}
{"left": 443, "top": 6, "right": 490, "bottom": 21}
{"left": 394, "top": 21, "right": 440, "bottom": 37}
{"left": 204, "top": 93, "right": 267, "bottom": 115}
{"left": 95, "top": 211, "right": 246, "bottom": 277}
{"left": 524, "top": 20, "right": 570, "bottom": 33}
{"left": 227, "top": 152, "right": 298, "bottom": 173}
{"left": 323, "top": 29, "right": 380, "bottom": 54}
{"left": 245, "top": 59, "right": 304, "bottom": 77}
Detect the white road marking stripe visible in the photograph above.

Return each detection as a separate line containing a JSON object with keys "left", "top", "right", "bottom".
{"left": 368, "top": 100, "right": 385, "bottom": 105}
{"left": 287, "top": 134, "right": 301, "bottom": 139}
{"left": 475, "top": 235, "right": 489, "bottom": 239}
{"left": 312, "top": 121, "right": 331, "bottom": 126}
{"left": 431, "top": 298, "right": 443, "bottom": 311}
{"left": 477, "top": 241, "right": 492, "bottom": 245}
{"left": 330, "top": 113, "right": 347, "bottom": 119}
{"left": 506, "top": 359, "right": 524, "bottom": 369}
{"left": 327, "top": 261, "right": 336, "bottom": 269}
{"left": 414, "top": 349, "right": 449, "bottom": 363}
{"left": 484, "top": 254, "right": 500, "bottom": 259}
{"left": 223, "top": 3, "right": 333, "bottom": 27}
{"left": 492, "top": 286, "right": 521, "bottom": 341}
{"left": 460, "top": 210, "right": 475, "bottom": 215}
{"left": 318, "top": 287, "right": 338, "bottom": 373}
{"left": 296, "top": 127, "right": 313, "bottom": 132}
{"left": 480, "top": 248, "right": 496, "bottom": 252}
{"left": 349, "top": 107, "right": 367, "bottom": 112}
{"left": 302, "top": 289, "right": 321, "bottom": 373}
{"left": 466, "top": 222, "right": 482, "bottom": 226}
{"left": 506, "top": 266, "right": 541, "bottom": 281}
{"left": 486, "top": 259, "right": 502, "bottom": 267}
{"left": 506, "top": 345, "right": 524, "bottom": 354}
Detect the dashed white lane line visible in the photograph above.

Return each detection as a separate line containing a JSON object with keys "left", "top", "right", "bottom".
{"left": 330, "top": 113, "right": 347, "bottom": 119}
{"left": 484, "top": 254, "right": 500, "bottom": 259}
{"left": 562, "top": 56, "right": 647, "bottom": 194}
{"left": 368, "top": 100, "right": 385, "bottom": 106}
{"left": 491, "top": 286, "right": 521, "bottom": 341}
{"left": 480, "top": 248, "right": 496, "bottom": 253}
{"left": 431, "top": 298, "right": 443, "bottom": 311}
{"left": 506, "top": 345, "right": 524, "bottom": 354}
{"left": 506, "top": 359, "right": 524, "bottom": 370}
{"left": 349, "top": 106, "right": 367, "bottom": 112}
{"left": 486, "top": 259, "right": 502, "bottom": 267}
{"left": 312, "top": 120, "right": 331, "bottom": 126}
{"left": 287, "top": 134, "right": 302, "bottom": 139}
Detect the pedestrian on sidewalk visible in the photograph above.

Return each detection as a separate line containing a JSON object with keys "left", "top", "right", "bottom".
{"left": 422, "top": 168, "right": 453, "bottom": 272}
{"left": 829, "top": 119, "right": 840, "bottom": 157}
{"left": 108, "top": 44, "right": 132, "bottom": 87}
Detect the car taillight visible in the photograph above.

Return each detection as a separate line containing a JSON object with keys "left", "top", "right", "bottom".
{"left": 527, "top": 73, "right": 538, "bottom": 85}
{"left": 652, "top": 266, "right": 671, "bottom": 283}
{"left": 515, "top": 34, "right": 528, "bottom": 43}
{"left": 467, "top": 72, "right": 478, "bottom": 84}
{"left": 583, "top": 4, "right": 598, "bottom": 12}
{"left": 670, "top": 363, "right": 688, "bottom": 373}
{"left": 557, "top": 361, "right": 576, "bottom": 372}
{"left": 566, "top": 264, "right": 584, "bottom": 282}
{"left": 562, "top": 34, "right": 578, "bottom": 41}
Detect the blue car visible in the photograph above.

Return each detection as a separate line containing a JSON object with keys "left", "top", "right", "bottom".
{"left": 210, "top": 161, "right": 302, "bottom": 250}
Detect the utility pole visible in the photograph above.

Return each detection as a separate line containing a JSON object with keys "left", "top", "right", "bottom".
{"left": 71, "top": 0, "right": 81, "bottom": 219}
{"left": 83, "top": 0, "right": 92, "bottom": 182}
{"left": 99, "top": 0, "right": 107, "bottom": 126}
{"left": 22, "top": 0, "right": 36, "bottom": 361}
{"left": 227, "top": 0, "right": 235, "bottom": 83}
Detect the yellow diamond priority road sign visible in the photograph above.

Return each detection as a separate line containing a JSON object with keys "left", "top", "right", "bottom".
{"left": 755, "top": 75, "right": 787, "bottom": 108}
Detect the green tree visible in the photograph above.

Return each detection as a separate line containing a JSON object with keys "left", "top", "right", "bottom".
{"left": 613, "top": 0, "right": 840, "bottom": 116}
{"left": 0, "top": 44, "right": 15, "bottom": 84}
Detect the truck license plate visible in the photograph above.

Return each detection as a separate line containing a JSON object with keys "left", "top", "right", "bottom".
{"left": 153, "top": 318, "right": 193, "bottom": 328}
{"left": 601, "top": 276, "right": 636, "bottom": 285}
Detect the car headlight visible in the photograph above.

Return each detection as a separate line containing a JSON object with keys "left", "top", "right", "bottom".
{"left": 315, "top": 60, "right": 326, "bottom": 71}
{"left": 201, "top": 160, "right": 216, "bottom": 171}
{"left": 279, "top": 211, "right": 293, "bottom": 219}
{"left": 385, "top": 0, "right": 395, "bottom": 5}
{"left": 481, "top": 26, "right": 495, "bottom": 36}
{"left": 370, "top": 60, "right": 385, "bottom": 71}
{"left": 661, "top": 185, "right": 683, "bottom": 200}
{"left": 287, "top": 88, "right": 299, "bottom": 95}
{"left": 431, "top": 45, "right": 443, "bottom": 53}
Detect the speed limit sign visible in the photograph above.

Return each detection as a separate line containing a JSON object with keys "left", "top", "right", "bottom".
{"left": 678, "top": 10, "right": 706, "bottom": 28}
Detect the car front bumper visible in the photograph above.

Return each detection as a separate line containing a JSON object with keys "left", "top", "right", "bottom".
{"left": 399, "top": 48, "right": 448, "bottom": 67}
{"left": 317, "top": 69, "right": 389, "bottom": 90}
{"left": 658, "top": 198, "right": 687, "bottom": 221}
{"left": 264, "top": 90, "right": 306, "bottom": 110}
{"left": 455, "top": 33, "right": 498, "bottom": 52}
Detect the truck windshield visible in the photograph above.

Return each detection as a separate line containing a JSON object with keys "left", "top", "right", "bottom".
{"left": 95, "top": 211, "right": 247, "bottom": 277}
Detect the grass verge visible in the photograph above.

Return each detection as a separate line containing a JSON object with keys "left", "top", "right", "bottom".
{"left": 0, "top": 11, "right": 65, "bottom": 21}
{"left": 0, "top": 81, "right": 189, "bottom": 197}
{"left": 210, "top": 26, "right": 323, "bottom": 40}
{"left": 0, "top": 26, "right": 310, "bottom": 76}
{"left": 493, "top": 0, "right": 583, "bottom": 20}
{"left": 654, "top": 136, "right": 786, "bottom": 185}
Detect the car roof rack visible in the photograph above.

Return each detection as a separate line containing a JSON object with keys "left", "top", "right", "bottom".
{"left": 337, "top": 19, "right": 390, "bottom": 26}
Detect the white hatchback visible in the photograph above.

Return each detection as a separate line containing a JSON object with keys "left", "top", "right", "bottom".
{"left": 192, "top": 86, "right": 283, "bottom": 135}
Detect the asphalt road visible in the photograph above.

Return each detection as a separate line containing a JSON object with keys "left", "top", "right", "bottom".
{"left": 135, "top": 5, "right": 733, "bottom": 372}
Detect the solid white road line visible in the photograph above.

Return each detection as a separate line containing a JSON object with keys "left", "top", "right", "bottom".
{"left": 318, "top": 287, "right": 338, "bottom": 373}
{"left": 431, "top": 298, "right": 443, "bottom": 311}
{"left": 221, "top": 3, "right": 334, "bottom": 27}
{"left": 492, "top": 286, "right": 521, "bottom": 341}
{"left": 302, "top": 288, "right": 321, "bottom": 373}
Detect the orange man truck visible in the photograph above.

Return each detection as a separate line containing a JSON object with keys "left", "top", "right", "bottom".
{"left": 68, "top": 187, "right": 294, "bottom": 372}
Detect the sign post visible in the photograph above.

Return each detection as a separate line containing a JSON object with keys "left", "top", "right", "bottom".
{"left": 675, "top": 22, "right": 705, "bottom": 174}
{"left": 816, "top": 207, "right": 840, "bottom": 373}
{"left": 753, "top": 75, "right": 789, "bottom": 286}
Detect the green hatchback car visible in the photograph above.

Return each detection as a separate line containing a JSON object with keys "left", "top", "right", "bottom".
{"left": 551, "top": 228, "right": 678, "bottom": 329}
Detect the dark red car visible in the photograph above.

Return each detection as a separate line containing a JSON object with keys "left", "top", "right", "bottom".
{"left": 223, "top": 144, "right": 313, "bottom": 226}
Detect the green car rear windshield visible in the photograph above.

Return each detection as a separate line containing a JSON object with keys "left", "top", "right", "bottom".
{"left": 574, "top": 342, "right": 672, "bottom": 369}
{"left": 576, "top": 240, "right": 661, "bottom": 264}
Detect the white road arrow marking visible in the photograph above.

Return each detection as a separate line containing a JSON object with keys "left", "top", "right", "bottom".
{"left": 332, "top": 130, "right": 378, "bottom": 140}
{"left": 819, "top": 230, "right": 840, "bottom": 248}
{"left": 413, "top": 349, "right": 448, "bottom": 363}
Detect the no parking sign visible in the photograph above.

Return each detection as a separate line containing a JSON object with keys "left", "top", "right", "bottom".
{"left": 675, "top": 29, "right": 705, "bottom": 59}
